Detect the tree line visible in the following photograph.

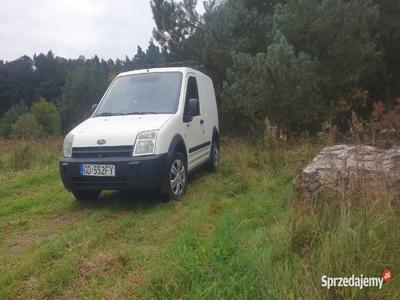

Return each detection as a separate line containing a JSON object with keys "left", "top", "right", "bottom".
{"left": 0, "top": 41, "right": 166, "bottom": 138}
{"left": 0, "top": 0, "right": 399, "bottom": 138}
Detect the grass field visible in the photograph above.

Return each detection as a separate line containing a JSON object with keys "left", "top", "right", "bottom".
{"left": 0, "top": 137, "right": 398, "bottom": 299}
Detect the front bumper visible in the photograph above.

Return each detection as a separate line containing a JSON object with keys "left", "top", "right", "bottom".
{"left": 59, "top": 154, "right": 168, "bottom": 191}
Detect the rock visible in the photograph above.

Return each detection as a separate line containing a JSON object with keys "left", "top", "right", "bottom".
{"left": 294, "top": 145, "right": 400, "bottom": 200}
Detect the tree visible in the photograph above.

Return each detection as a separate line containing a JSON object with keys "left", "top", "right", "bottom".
{"left": 33, "top": 51, "right": 69, "bottom": 103}
{"left": 150, "top": 0, "right": 389, "bottom": 133}
{"left": 0, "top": 56, "right": 37, "bottom": 116}
{"left": 368, "top": 0, "right": 400, "bottom": 105}
{"left": 273, "top": 0, "right": 379, "bottom": 106}
{"left": 151, "top": 0, "right": 281, "bottom": 100}
{"left": 123, "top": 40, "right": 167, "bottom": 71}
{"left": 31, "top": 97, "right": 61, "bottom": 136}
{"left": 222, "top": 0, "right": 380, "bottom": 132}
{"left": 0, "top": 60, "right": 11, "bottom": 116}
{"left": 223, "top": 33, "right": 322, "bottom": 132}
{"left": 59, "top": 60, "right": 108, "bottom": 131}
{"left": 151, "top": 0, "right": 200, "bottom": 56}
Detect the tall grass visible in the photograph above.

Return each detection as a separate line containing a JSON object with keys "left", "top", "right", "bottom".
{"left": 290, "top": 136, "right": 399, "bottom": 298}
{"left": 145, "top": 135, "right": 399, "bottom": 299}
{"left": 0, "top": 138, "right": 62, "bottom": 174}
{"left": 0, "top": 136, "right": 397, "bottom": 299}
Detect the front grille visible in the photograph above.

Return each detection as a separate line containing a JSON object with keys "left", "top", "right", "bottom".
{"left": 72, "top": 176, "right": 128, "bottom": 189}
{"left": 72, "top": 146, "right": 133, "bottom": 158}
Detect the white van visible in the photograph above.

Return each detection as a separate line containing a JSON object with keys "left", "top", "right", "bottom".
{"left": 60, "top": 67, "right": 219, "bottom": 201}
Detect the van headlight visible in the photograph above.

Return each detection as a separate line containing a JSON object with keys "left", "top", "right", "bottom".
{"left": 134, "top": 130, "right": 158, "bottom": 156}
{"left": 63, "top": 133, "right": 74, "bottom": 158}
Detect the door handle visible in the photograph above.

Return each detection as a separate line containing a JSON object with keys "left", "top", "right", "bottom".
{"left": 200, "top": 119, "right": 204, "bottom": 124}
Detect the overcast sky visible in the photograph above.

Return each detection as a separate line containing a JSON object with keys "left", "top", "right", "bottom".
{"left": 0, "top": 0, "right": 204, "bottom": 62}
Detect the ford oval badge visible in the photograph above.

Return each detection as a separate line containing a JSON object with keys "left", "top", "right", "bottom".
{"left": 97, "top": 139, "right": 106, "bottom": 145}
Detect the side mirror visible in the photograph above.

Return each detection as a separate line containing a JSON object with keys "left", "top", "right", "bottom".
{"left": 188, "top": 98, "right": 199, "bottom": 116}
{"left": 183, "top": 109, "right": 193, "bottom": 123}
{"left": 184, "top": 98, "right": 198, "bottom": 123}
{"left": 90, "top": 103, "right": 98, "bottom": 115}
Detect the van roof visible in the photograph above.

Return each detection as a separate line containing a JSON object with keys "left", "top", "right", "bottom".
{"left": 117, "top": 67, "right": 210, "bottom": 80}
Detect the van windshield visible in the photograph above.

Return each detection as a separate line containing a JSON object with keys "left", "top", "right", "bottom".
{"left": 95, "top": 72, "right": 183, "bottom": 116}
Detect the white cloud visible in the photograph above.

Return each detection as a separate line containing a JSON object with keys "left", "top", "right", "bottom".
{"left": 0, "top": 0, "right": 153, "bottom": 61}
{"left": 0, "top": 0, "right": 206, "bottom": 61}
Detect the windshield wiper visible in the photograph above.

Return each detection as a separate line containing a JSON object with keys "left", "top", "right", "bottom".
{"left": 122, "top": 112, "right": 159, "bottom": 115}
{"left": 96, "top": 112, "right": 168, "bottom": 117}
{"left": 96, "top": 112, "right": 124, "bottom": 117}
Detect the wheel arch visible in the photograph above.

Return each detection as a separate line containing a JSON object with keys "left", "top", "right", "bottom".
{"left": 167, "top": 134, "right": 188, "bottom": 165}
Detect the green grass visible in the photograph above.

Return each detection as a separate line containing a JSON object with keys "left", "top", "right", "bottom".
{"left": 0, "top": 137, "right": 398, "bottom": 299}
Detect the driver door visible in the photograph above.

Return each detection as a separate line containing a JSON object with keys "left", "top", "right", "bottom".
{"left": 182, "top": 75, "right": 209, "bottom": 170}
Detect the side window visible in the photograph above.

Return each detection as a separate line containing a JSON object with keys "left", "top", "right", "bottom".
{"left": 185, "top": 76, "right": 200, "bottom": 116}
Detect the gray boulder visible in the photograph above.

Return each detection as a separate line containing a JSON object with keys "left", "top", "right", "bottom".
{"left": 294, "top": 145, "right": 400, "bottom": 200}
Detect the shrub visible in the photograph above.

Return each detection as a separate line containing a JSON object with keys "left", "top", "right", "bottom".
{"left": 31, "top": 98, "right": 61, "bottom": 136}
{"left": 371, "top": 99, "right": 400, "bottom": 148}
{"left": 345, "top": 99, "right": 400, "bottom": 147}
{"left": 0, "top": 103, "right": 29, "bottom": 138}
{"left": 11, "top": 114, "right": 42, "bottom": 139}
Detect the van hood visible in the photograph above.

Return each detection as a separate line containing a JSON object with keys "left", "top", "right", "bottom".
{"left": 71, "top": 114, "right": 173, "bottom": 147}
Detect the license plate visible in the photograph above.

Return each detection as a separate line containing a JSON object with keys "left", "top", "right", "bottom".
{"left": 80, "top": 164, "right": 115, "bottom": 177}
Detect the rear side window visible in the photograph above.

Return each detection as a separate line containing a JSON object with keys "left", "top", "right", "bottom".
{"left": 185, "top": 76, "right": 200, "bottom": 116}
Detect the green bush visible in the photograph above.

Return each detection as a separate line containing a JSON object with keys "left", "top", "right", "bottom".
{"left": 11, "top": 114, "right": 42, "bottom": 139}
{"left": 0, "top": 103, "right": 29, "bottom": 138}
{"left": 31, "top": 98, "right": 61, "bottom": 136}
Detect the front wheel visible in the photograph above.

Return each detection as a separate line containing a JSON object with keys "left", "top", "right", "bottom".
{"left": 208, "top": 140, "right": 219, "bottom": 172}
{"left": 72, "top": 190, "right": 101, "bottom": 201}
{"left": 165, "top": 152, "right": 187, "bottom": 201}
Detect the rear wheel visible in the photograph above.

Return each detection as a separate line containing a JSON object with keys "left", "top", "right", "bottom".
{"left": 208, "top": 140, "right": 219, "bottom": 172}
{"left": 164, "top": 152, "right": 187, "bottom": 201}
{"left": 72, "top": 190, "right": 101, "bottom": 201}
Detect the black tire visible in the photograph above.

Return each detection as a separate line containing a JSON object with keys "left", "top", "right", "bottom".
{"left": 164, "top": 152, "right": 187, "bottom": 201}
{"left": 72, "top": 190, "right": 101, "bottom": 201}
{"left": 208, "top": 140, "right": 219, "bottom": 172}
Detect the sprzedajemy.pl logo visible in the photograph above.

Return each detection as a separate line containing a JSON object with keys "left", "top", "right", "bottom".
{"left": 321, "top": 269, "right": 392, "bottom": 290}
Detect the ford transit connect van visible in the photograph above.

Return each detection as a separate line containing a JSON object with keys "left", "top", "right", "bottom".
{"left": 60, "top": 67, "right": 219, "bottom": 201}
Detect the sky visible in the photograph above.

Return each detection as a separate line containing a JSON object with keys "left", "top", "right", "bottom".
{"left": 0, "top": 0, "right": 204, "bottom": 62}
